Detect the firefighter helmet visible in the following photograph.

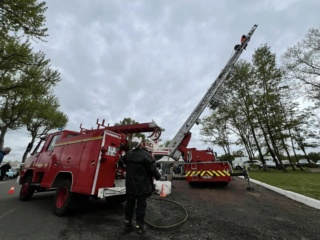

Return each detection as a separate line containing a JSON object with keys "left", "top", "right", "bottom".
{"left": 131, "top": 137, "right": 142, "bottom": 149}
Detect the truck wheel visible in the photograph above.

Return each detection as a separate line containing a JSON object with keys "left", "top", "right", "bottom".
{"left": 19, "top": 176, "right": 35, "bottom": 201}
{"left": 105, "top": 195, "right": 126, "bottom": 205}
{"left": 53, "top": 179, "right": 73, "bottom": 216}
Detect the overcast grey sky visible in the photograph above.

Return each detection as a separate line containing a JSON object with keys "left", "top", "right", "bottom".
{"left": 4, "top": 0, "right": 320, "bottom": 161}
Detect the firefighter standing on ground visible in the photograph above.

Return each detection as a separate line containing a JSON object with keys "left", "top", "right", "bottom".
{"left": 0, "top": 147, "right": 11, "bottom": 165}
{"left": 0, "top": 147, "right": 12, "bottom": 181}
{"left": 121, "top": 137, "right": 161, "bottom": 235}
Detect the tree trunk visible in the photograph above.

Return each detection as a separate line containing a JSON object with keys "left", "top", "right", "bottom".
{"left": 0, "top": 127, "right": 8, "bottom": 149}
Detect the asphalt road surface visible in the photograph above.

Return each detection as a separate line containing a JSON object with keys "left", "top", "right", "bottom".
{"left": 0, "top": 177, "right": 319, "bottom": 240}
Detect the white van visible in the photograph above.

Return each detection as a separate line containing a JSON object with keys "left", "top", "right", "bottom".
{"left": 260, "top": 158, "right": 276, "bottom": 168}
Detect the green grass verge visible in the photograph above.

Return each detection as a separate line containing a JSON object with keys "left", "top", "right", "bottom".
{"left": 246, "top": 169, "right": 320, "bottom": 201}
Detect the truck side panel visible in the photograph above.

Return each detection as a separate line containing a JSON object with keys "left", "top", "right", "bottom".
{"left": 72, "top": 139, "right": 101, "bottom": 194}
{"left": 42, "top": 131, "right": 104, "bottom": 191}
{"left": 90, "top": 131, "right": 123, "bottom": 195}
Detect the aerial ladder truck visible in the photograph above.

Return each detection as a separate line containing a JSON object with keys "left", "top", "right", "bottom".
{"left": 165, "top": 24, "right": 258, "bottom": 185}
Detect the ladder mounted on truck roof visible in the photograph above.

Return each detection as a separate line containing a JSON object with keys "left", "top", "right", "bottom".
{"left": 168, "top": 24, "right": 258, "bottom": 160}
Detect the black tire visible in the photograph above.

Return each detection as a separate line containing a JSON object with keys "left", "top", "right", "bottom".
{"left": 19, "top": 176, "right": 35, "bottom": 201}
{"left": 105, "top": 195, "right": 126, "bottom": 205}
{"left": 53, "top": 179, "right": 73, "bottom": 216}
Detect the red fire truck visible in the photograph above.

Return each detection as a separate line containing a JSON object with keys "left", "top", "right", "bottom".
{"left": 18, "top": 120, "right": 163, "bottom": 216}
{"left": 19, "top": 25, "right": 258, "bottom": 215}
{"left": 154, "top": 25, "right": 258, "bottom": 185}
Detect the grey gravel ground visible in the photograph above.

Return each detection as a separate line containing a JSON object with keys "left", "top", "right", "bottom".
{"left": 111, "top": 178, "right": 320, "bottom": 240}
{"left": 4, "top": 178, "right": 318, "bottom": 240}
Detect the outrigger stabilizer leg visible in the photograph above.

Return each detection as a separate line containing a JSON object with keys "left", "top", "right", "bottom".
{"left": 230, "top": 168, "right": 255, "bottom": 191}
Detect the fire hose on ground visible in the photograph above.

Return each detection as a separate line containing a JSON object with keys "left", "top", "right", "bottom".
{"left": 145, "top": 196, "right": 189, "bottom": 229}
{"left": 144, "top": 167, "right": 253, "bottom": 229}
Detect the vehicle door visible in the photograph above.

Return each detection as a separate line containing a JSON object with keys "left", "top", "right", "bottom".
{"left": 38, "top": 133, "right": 62, "bottom": 187}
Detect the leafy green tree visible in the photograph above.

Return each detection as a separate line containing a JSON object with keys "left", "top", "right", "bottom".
{"left": 0, "top": 0, "right": 69, "bottom": 158}
{"left": 0, "top": 0, "right": 48, "bottom": 40}
{"left": 224, "top": 61, "right": 265, "bottom": 162}
{"left": 308, "top": 152, "right": 320, "bottom": 163}
{"left": 21, "top": 95, "right": 68, "bottom": 162}
{"left": 200, "top": 110, "right": 233, "bottom": 159}
{"left": 0, "top": 36, "right": 33, "bottom": 94}
{"left": 200, "top": 44, "right": 318, "bottom": 172}
{"left": 282, "top": 27, "right": 320, "bottom": 104}
{"left": 232, "top": 150, "right": 245, "bottom": 157}
{"left": 290, "top": 108, "right": 319, "bottom": 165}
{"left": 251, "top": 45, "right": 286, "bottom": 168}
{"left": 0, "top": 41, "right": 61, "bottom": 148}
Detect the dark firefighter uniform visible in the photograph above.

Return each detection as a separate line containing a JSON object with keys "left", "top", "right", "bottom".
{"left": 0, "top": 163, "right": 11, "bottom": 181}
{"left": 122, "top": 145, "right": 161, "bottom": 233}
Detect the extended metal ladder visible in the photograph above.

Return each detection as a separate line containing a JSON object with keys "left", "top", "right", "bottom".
{"left": 168, "top": 24, "right": 258, "bottom": 159}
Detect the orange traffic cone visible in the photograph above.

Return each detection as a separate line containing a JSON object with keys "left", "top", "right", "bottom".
{"left": 160, "top": 184, "right": 166, "bottom": 197}
{"left": 8, "top": 186, "right": 15, "bottom": 194}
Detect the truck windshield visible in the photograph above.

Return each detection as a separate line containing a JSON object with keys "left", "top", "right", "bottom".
{"left": 33, "top": 140, "right": 46, "bottom": 155}
{"left": 47, "top": 135, "right": 61, "bottom": 151}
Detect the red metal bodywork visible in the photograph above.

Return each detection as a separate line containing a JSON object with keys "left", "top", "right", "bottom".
{"left": 183, "top": 148, "right": 232, "bottom": 183}
{"left": 20, "top": 121, "right": 163, "bottom": 196}
{"left": 21, "top": 129, "right": 124, "bottom": 196}
{"left": 168, "top": 133, "right": 232, "bottom": 184}
{"left": 151, "top": 140, "right": 232, "bottom": 184}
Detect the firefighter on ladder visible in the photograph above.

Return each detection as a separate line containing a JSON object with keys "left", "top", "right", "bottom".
{"left": 241, "top": 34, "right": 247, "bottom": 50}
{"left": 234, "top": 34, "right": 248, "bottom": 51}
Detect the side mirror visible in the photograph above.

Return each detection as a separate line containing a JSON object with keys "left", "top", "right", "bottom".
{"left": 26, "top": 142, "right": 33, "bottom": 152}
